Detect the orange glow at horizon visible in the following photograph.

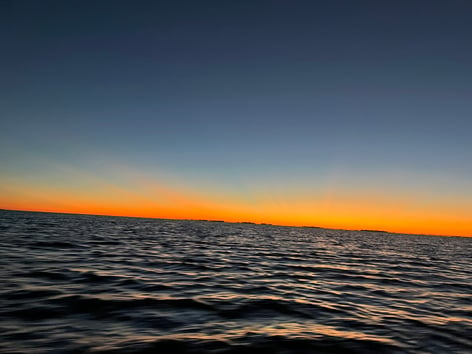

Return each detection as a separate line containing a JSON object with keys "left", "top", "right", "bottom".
{"left": 1, "top": 166, "right": 471, "bottom": 237}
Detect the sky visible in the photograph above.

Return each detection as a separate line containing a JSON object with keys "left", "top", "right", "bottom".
{"left": 1, "top": 0, "right": 471, "bottom": 236}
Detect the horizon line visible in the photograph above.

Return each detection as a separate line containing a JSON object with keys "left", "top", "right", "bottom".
{"left": 2, "top": 208, "right": 470, "bottom": 238}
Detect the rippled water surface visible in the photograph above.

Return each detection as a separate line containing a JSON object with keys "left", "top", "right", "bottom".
{"left": 1, "top": 210, "right": 471, "bottom": 353}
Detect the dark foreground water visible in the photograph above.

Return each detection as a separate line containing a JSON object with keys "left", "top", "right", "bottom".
{"left": 0, "top": 210, "right": 471, "bottom": 353}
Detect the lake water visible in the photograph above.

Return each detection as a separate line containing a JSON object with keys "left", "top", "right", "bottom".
{"left": 0, "top": 210, "right": 471, "bottom": 353}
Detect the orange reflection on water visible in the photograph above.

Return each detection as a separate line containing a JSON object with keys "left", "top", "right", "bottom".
{"left": 154, "top": 321, "right": 398, "bottom": 346}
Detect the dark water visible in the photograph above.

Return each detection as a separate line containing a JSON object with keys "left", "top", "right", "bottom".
{"left": 0, "top": 210, "right": 471, "bottom": 353}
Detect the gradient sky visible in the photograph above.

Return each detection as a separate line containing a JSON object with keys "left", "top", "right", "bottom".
{"left": 1, "top": 1, "right": 472, "bottom": 236}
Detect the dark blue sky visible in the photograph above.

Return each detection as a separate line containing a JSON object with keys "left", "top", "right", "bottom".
{"left": 1, "top": 1, "right": 472, "bottom": 234}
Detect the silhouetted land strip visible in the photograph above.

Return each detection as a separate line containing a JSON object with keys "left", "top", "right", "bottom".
{"left": 1, "top": 209, "right": 467, "bottom": 237}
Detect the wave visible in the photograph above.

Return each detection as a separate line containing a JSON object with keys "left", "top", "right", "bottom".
{"left": 0, "top": 210, "right": 471, "bottom": 353}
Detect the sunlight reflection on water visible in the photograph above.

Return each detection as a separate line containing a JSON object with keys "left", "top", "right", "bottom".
{"left": 0, "top": 210, "right": 471, "bottom": 353}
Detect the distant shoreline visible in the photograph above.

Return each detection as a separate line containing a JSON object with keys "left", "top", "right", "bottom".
{"left": 1, "top": 208, "right": 469, "bottom": 238}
